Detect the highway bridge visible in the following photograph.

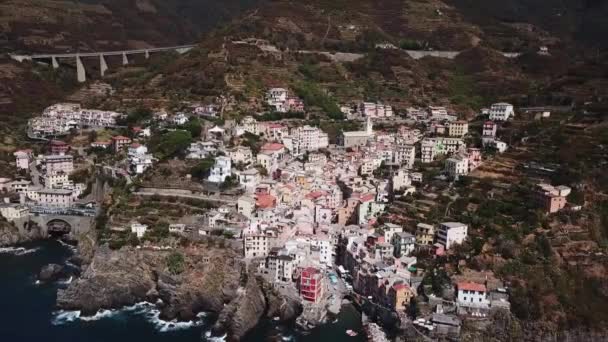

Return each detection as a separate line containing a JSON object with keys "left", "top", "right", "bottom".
{"left": 9, "top": 45, "right": 196, "bottom": 83}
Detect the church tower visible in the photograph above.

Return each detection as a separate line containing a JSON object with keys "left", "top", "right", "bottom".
{"left": 366, "top": 116, "right": 373, "bottom": 136}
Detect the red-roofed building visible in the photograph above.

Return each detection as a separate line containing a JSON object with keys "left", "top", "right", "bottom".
{"left": 299, "top": 267, "right": 324, "bottom": 303}
{"left": 264, "top": 123, "right": 289, "bottom": 141}
{"left": 387, "top": 282, "right": 414, "bottom": 311}
{"left": 111, "top": 136, "right": 132, "bottom": 152}
{"left": 49, "top": 140, "right": 70, "bottom": 155}
{"left": 456, "top": 281, "right": 489, "bottom": 316}
{"left": 256, "top": 194, "right": 277, "bottom": 209}
{"left": 261, "top": 143, "right": 285, "bottom": 153}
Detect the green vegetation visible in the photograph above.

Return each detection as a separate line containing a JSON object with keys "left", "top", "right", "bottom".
{"left": 143, "top": 222, "right": 170, "bottom": 242}
{"left": 122, "top": 106, "right": 153, "bottom": 125}
{"left": 293, "top": 82, "right": 344, "bottom": 120}
{"left": 166, "top": 251, "right": 185, "bottom": 275}
{"left": 190, "top": 157, "right": 216, "bottom": 179}
{"left": 399, "top": 39, "right": 424, "bottom": 50}
{"left": 151, "top": 130, "right": 193, "bottom": 159}
{"left": 448, "top": 69, "right": 485, "bottom": 110}
{"left": 257, "top": 111, "right": 305, "bottom": 121}
{"left": 221, "top": 175, "right": 239, "bottom": 190}
{"left": 181, "top": 117, "right": 203, "bottom": 138}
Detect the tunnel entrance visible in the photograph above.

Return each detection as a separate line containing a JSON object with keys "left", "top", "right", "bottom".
{"left": 47, "top": 219, "right": 72, "bottom": 237}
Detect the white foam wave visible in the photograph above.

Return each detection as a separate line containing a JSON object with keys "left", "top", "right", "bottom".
{"left": 51, "top": 310, "right": 81, "bottom": 325}
{"left": 80, "top": 309, "right": 119, "bottom": 322}
{"left": 51, "top": 301, "right": 209, "bottom": 332}
{"left": 204, "top": 330, "right": 227, "bottom": 342}
{"left": 57, "top": 239, "right": 77, "bottom": 252}
{"left": 0, "top": 246, "right": 40, "bottom": 255}
{"left": 57, "top": 276, "right": 73, "bottom": 285}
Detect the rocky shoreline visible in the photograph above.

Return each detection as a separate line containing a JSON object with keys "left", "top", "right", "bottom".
{"left": 55, "top": 244, "right": 302, "bottom": 341}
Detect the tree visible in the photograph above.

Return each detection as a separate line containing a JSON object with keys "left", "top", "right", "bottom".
{"left": 221, "top": 175, "right": 239, "bottom": 190}
{"left": 190, "top": 157, "right": 215, "bottom": 179}
{"left": 152, "top": 130, "right": 193, "bottom": 159}
{"left": 166, "top": 252, "right": 185, "bottom": 275}
{"left": 182, "top": 117, "right": 202, "bottom": 138}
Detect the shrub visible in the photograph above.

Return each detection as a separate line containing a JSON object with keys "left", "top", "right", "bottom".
{"left": 166, "top": 252, "right": 185, "bottom": 275}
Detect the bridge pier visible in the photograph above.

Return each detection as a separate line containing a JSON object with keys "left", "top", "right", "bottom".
{"left": 51, "top": 56, "right": 59, "bottom": 69}
{"left": 145, "top": 50, "right": 150, "bottom": 59}
{"left": 122, "top": 52, "right": 129, "bottom": 65}
{"left": 99, "top": 54, "right": 108, "bottom": 77}
{"left": 76, "top": 56, "right": 86, "bottom": 83}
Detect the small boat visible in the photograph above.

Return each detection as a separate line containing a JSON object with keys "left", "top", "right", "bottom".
{"left": 346, "top": 329, "right": 358, "bottom": 337}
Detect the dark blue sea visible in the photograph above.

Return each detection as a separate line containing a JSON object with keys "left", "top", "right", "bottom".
{"left": 0, "top": 240, "right": 366, "bottom": 341}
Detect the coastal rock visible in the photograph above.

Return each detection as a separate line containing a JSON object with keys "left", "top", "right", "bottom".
{"left": 212, "top": 272, "right": 267, "bottom": 341}
{"left": 39, "top": 264, "right": 65, "bottom": 282}
{"left": 212, "top": 273, "right": 302, "bottom": 341}
{"left": 57, "top": 244, "right": 246, "bottom": 321}
{"left": 56, "top": 246, "right": 158, "bottom": 315}
{"left": 0, "top": 219, "right": 43, "bottom": 247}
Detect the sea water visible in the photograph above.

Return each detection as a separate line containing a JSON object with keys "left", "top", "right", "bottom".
{"left": 0, "top": 240, "right": 366, "bottom": 341}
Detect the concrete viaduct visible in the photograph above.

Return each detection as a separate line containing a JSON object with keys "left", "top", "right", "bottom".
{"left": 9, "top": 45, "right": 195, "bottom": 83}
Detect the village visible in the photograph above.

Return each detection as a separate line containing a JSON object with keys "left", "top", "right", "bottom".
{"left": 0, "top": 85, "right": 580, "bottom": 341}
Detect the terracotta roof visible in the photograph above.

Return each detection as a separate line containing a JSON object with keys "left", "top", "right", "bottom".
{"left": 261, "top": 143, "right": 285, "bottom": 151}
{"left": 457, "top": 282, "right": 486, "bottom": 292}
{"left": 360, "top": 193, "right": 376, "bottom": 202}
{"left": 306, "top": 191, "right": 327, "bottom": 199}
{"left": 112, "top": 135, "right": 131, "bottom": 141}
{"left": 256, "top": 194, "right": 277, "bottom": 209}
{"left": 267, "top": 123, "right": 285, "bottom": 129}
{"left": 92, "top": 141, "right": 111, "bottom": 145}
{"left": 392, "top": 283, "right": 409, "bottom": 291}
{"left": 130, "top": 143, "right": 141, "bottom": 148}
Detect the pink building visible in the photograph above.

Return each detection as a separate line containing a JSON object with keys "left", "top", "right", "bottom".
{"left": 49, "top": 140, "right": 70, "bottom": 155}
{"left": 112, "top": 136, "right": 132, "bottom": 152}
{"left": 534, "top": 183, "right": 571, "bottom": 213}
{"left": 14, "top": 149, "right": 33, "bottom": 170}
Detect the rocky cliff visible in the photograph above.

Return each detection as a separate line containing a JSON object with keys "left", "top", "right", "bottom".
{"left": 56, "top": 244, "right": 302, "bottom": 340}
{"left": 0, "top": 219, "right": 43, "bottom": 247}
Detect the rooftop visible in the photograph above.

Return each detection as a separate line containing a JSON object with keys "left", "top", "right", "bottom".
{"left": 457, "top": 281, "right": 486, "bottom": 292}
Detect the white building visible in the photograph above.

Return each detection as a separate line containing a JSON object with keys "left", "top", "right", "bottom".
{"left": 131, "top": 222, "right": 149, "bottom": 238}
{"left": 171, "top": 113, "right": 189, "bottom": 125}
{"left": 266, "top": 253, "right": 295, "bottom": 282}
{"left": 14, "top": 150, "right": 32, "bottom": 170}
{"left": 429, "top": 106, "right": 449, "bottom": 121}
{"left": 456, "top": 282, "right": 490, "bottom": 315}
{"left": 0, "top": 202, "right": 29, "bottom": 222}
{"left": 392, "top": 231, "right": 416, "bottom": 257}
{"left": 436, "top": 222, "right": 468, "bottom": 250}
{"left": 237, "top": 196, "right": 256, "bottom": 219}
{"left": 42, "top": 155, "right": 74, "bottom": 176}
{"left": 394, "top": 144, "right": 415, "bottom": 168}
{"left": 421, "top": 139, "right": 436, "bottom": 163}
{"left": 284, "top": 125, "right": 329, "bottom": 155}
{"left": 359, "top": 102, "right": 393, "bottom": 118}
{"left": 237, "top": 116, "right": 260, "bottom": 136}
{"left": 238, "top": 168, "right": 261, "bottom": 192}
{"left": 244, "top": 234, "right": 274, "bottom": 258}
{"left": 228, "top": 146, "right": 254, "bottom": 165}
{"left": 341, "top": 117, "right": 374, "bottom": 148}
{"left": 266, "top": 88, "right": 289, "bottom": 112}
{"left": 489, "top": 103, "right": 514, "bottom": 121}
{"left": 36, "top": 189, "right": 73, "bottom": 208}
{"left": 392, "top": 169, "right": 413, "bottom": 192}
{"left": 208, "top": 156, "right": 232, "bottom": 183}
{"left": 445, "top": 156, "right": 469, "bottom": 178}
{"left": 482, "top": 121, "right": 497, "bottom": 138}
{"left": 448, "top": 121, "right": 469, "bottom": 137}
